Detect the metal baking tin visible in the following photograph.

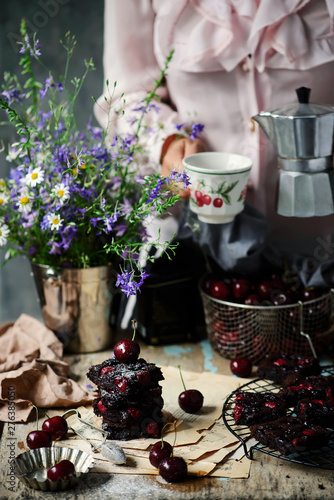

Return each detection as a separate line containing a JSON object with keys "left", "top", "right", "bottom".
{"left": 14, "top": 446, "right": 95, "bottom": 491}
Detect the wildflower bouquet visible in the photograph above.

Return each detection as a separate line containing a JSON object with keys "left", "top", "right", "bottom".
{"left": 0, "top": 21, "right": 191, "bottom": 296}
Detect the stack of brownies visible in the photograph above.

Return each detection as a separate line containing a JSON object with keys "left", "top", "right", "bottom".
{"left": 87, "top": 356, "right": 165, "bottom": 440}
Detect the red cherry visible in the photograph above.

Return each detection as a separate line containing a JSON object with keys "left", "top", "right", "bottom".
{"left": 230, "top": 358, "right": 252, "bottom": 378}
{"left": 244, "top": 294, "right": 260, "bottom": 305}
{"left": 178, "top": 365, "right": 204, "bottom": 413}
{"left": 146, "top": 421, "right": 160, "bottom": 438}
{"left": 47, "top": 460, "right": 76, "bottom": 482}
{"left": 127, "top": 407, "right": 141, "bottom": 420}
{"left": 195, "top": 191, "right": 204, "bottom": 207}
{"left": 136, "top": 371, "right": 151, "bottom": 386}
{"left": 97, "top": 400, "right": 106, "bottom": 412}
{"left": 258, "top": 281, "right": 273, "bottom": 300}
{"left": 114, "top": 339, "right": 140, "bottom": 363}
{"left": 100, "top": 366, "right": 115, "bottom": 375}
{"left": 301, "top": 287, "right": 317, "bottom": 302}
{"left": 213, "top": 198, "right": 223, "bottom": 208}
{"left": 149, "top": 440, "right": 173, "bottom": 468}
{"left": 159, "top": 456, "right": 187, "bottom": 483}
{"left": 233, "top": 279, "right": 251, "bottom": 300}
{"left": 178, "top": 390, "right": 204, "bottom": 414}
{"left": 26, "top": 430, "right": 52, "bottom": 450}
{"left": 202, "top": 194, "right": 212, "bottom": 205}
{"left": 210, "top": 280, "right": 231, "bottom": 301}
{"left": 114, "top": 376, "right": 128, "bottom": 392}
{"left": 42, "top": 416, "right": 68, "bottom": 441}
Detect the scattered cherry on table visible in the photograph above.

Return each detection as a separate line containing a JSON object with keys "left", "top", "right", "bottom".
{"left": 230, "top": 358, "right": 253, "bottom": 378}
{"left": 42, "top": 415, "right": 68, "bottom": 441}
{"left": 26, "top": 430, "right": 52, "bottom": 450}
{"left": 158, "top": 456, "right": 188, "bottom": 483}
{"left": 178, "top": 365, "right": 204, "bottom": 413}
{"left": 149, "top": 439, "right": 173, "bottom": 468}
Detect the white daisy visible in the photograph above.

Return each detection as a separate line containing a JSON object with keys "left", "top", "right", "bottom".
{"left": 52, "top": 182, "right": 70, "bottom": 204}
{"left": 0, "top": 223, "right": 9, "bottom": 246}
{"left": 25, "top": 167, "right": 45, "bottom": 187}
{"left": 17, "top": 194, "right": 32, "bottom": 213}
{"left": 0, "top": 192, "right": 9, "bottom": 206}
{"left": 0, "top": 178, "right": 6, "bottom": 190}
{"left": 47, "top": 212, "right": 63, "bottom": 231}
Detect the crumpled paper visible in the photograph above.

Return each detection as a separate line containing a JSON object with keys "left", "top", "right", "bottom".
{"left": 0, "top": 314, "right": 95, "bottom": 422}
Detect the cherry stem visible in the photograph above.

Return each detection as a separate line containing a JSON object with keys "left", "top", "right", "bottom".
{"left": 29, "top": 402, "right": 50, "bottom": 429}
{"left": 178, "top": 365, "right": 187, "bottom": 392}
{"left": 131, "top": 319, "right": 137, "bottom": 341}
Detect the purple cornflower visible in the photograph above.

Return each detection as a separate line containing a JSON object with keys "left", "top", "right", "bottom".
{"left": 175, "top": 123, "right": 185, "bottom": 131}
{"left": 190, "top": 123, "right": 205, "bottom": 140}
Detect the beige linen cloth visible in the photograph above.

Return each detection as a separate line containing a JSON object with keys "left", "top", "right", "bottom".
{"left": 0, "top": 314, "right": 95, "bottom": 422}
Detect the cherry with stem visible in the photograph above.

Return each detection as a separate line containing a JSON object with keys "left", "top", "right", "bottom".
{"left": 114, "top": 319, "right": 141, "bottom": 363}
{"left": 26, "top": 404, "right": 52, "bottom": 450}
{"left": 178, "top": 365, "right": 204, "bottom": 414}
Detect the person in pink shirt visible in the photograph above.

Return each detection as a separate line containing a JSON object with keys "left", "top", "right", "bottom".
{"left": 95, "top": 0, "right": 334, "bottom": 286}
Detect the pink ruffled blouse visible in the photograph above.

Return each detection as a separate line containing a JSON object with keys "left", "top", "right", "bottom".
{"left": 95, "top": 0, "right": 334, "bottom": 257}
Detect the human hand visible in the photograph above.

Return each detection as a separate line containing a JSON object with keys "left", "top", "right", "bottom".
{"left": 161, "top": 136, "right": 206, "bottom": 199}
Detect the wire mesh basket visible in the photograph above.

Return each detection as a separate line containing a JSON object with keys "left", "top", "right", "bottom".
{"left": 200, "top": 278, "right": 334, "bottom": 364}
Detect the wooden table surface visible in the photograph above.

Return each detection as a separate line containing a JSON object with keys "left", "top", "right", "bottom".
{"left": 1, "top": 332, "right": 334, "bottom": 500}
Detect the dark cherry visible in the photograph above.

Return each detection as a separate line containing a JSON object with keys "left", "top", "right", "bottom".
{"left": 230, "top": 358, "right": 252, "bottom": 378}
{"left": 301, "top": 287, "right": 317, "bottom": 302}
{"left": 97, "top": 400, "right": 106, "bottom": 412}
{"left": 146, "top": 421, "right": 160, "bottom": 438}
{"left": 258, "top": 281, "right": 274, "bottom": 300}
{"left": 114, "top": 339, "right": 140, "bottom": 362}
{"left": 42, "top": 416, "right": 68, "bottom": 441}
{"left": 210, "top": 280, "right": 231, "bottom": 301}
{"left": 47, "top": 459, "right": 76, "bottom": 482}
{"left": 136, "top": 370, "right": 151, "bottom": 386}
{"left": 244, "top": 294, "right": 260, "bottom": 305}
{"left": 26, "top": 430, "right": 52, "bottom": 450}
{"left": 149, "top": 440, "right": 173, "bottom": 468}
{"left": 114, "top": 376, "right": 128, "bottom": 392}
{"left": 178, "top": 365, "right": 204, "bottom": 413}
{"left": 272, "top": 290, "right": 292, "bottom": 306}
{"left": 100, "top": 366, "right": 115, "bottom": 375}
{"left": 233, "top": 279, "right": 250, "bottom": 300}
{"left": 127, "top": 407, "right": 141, "bottom": 420}
{"left": 158, "top": 456, "right": 187, "bottom": 483}
{"left": 178, "top": 389, "right": 204, "bottom": 414}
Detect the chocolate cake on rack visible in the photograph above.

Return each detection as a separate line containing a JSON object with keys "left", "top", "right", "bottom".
{"left": 87, "top": 338, "right": 165, "bottom": 440}
{"left": 257, "top": 354, "right": 322, "bottom": 383}
{"left": 250, "top": 416, "right": 332, "bottom": 455}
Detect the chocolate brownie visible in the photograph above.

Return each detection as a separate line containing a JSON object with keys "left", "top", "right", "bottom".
{"left": 233, "top": 392, "right": 286, "bottom": 426}
{"left": 257, "top": 354, "right": 321, "bottom": 383}
{"left": 295, "top": 398, "right": 334, "bottom": 428}
{"left": 87, "top": 355, "right": 164, "bottom": 440}
{"left": 250, "top": 417, "right": 332, "bottom": 455}
{"left": 87, "top": 357, "right": 164, "bottom": 392}
{"left": 278, "top": 375, "right": 334, "bottom": 407}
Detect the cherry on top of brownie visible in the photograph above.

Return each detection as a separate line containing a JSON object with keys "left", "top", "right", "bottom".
{"left": 257, "top": 354, "right": 321, "bottom": 383}
{"left": 233, "top": 391, "right": 286, "bottom": 426}
{"left": 250, "top": 416, "right": 332, "bottom": 455}
{"left": 278, "top": 375, "right": 334, "bottom": 407}
{"left": 294, "top": 397, "right": 334, "bottom": 428}
{"left": 87, "top": 357, "right": 164, "bottom": 390}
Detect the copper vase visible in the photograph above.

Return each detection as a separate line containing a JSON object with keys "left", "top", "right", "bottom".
{"left": 30, "top": 263, "right": 118, "bottom": 353}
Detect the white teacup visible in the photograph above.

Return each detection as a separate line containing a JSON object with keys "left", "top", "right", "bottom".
{"left": 183, "top": 152, "right": 252, "bottom": 224}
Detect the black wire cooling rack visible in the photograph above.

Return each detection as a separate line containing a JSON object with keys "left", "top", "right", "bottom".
{"left": 222, "top": 365, "right": 334, "bottom": 470}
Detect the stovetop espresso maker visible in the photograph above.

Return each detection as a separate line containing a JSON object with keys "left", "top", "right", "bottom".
{"left": 253, "top": 87, "right": 334, "bottom": 217}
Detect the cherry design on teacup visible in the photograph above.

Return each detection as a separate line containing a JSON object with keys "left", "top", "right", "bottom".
{"left": 191, "top": 179, "right": 239, "bottom": 209}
